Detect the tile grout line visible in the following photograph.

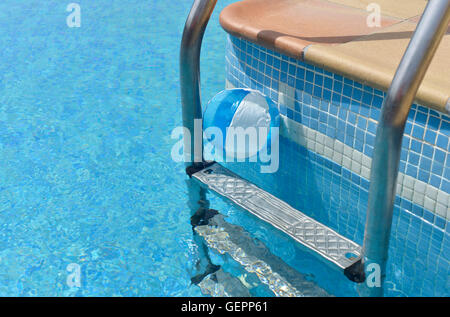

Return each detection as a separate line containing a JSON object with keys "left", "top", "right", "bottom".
{"left": 280, "top": 115, "right": 450, "bottom": 222}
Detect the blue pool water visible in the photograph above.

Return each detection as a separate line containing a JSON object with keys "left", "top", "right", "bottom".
{"left": 0, "top": 1, "right": 446, "bottom": 297}
{"left": 0, "top": 0, "right": 238, "bottom": 296}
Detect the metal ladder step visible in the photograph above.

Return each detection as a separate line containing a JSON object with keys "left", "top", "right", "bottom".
{"left": 192, "top": 163, "right": 362, "bottom": 271}
{"left": 195, "top": 212, "right": 330, "bottom": 297}
{"left": 197, "top": 268, "right": 252, "bottom": 297}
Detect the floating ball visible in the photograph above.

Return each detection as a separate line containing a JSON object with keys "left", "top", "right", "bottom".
{"left": 203, "top": 89, "right": 279, "bottom": 161}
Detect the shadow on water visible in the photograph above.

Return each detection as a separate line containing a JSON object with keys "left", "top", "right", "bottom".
{"left": 184, "top": 178, "right": 221, "bottom": 285}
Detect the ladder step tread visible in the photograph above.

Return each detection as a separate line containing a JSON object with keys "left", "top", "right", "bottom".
{"left": 192, "top": 163, "right": 361, "bottom": 270}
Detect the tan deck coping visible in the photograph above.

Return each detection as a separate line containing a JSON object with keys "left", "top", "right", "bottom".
{"left": 220, "top": 0, "right": 450, "bottom": 113}
{"left": 325, "top": 0, "right": 427, "bottom": 20}
{"left": 305, "top": 21, "right": 450, "bottom": 114}
{"left": 219, "top": 0, "right": 400, "bottom": 59}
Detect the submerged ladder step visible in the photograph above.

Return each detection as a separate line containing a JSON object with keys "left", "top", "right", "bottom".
{"left": 195, "top": 212, "right": 330, "bottom": 297}
{"left": 192, "top": 163, "right": 362, "bottom": 271}
{"left": 197, "top": 268, "right": 252, "bottom": 297}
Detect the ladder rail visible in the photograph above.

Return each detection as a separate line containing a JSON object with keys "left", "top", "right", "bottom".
{"left": 180, "top": 0, "right": 217, "bottom": 167}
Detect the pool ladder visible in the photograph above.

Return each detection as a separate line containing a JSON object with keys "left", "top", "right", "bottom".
{"left": 180, "top": 0, "right": 450, "bottom": 296}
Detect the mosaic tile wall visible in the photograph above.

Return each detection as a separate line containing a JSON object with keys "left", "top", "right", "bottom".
{"left": 225, "top": 35, "right": 449, "bottom": 223}
{"left": 223, "top": 34, "right": 449, "bottom": 296}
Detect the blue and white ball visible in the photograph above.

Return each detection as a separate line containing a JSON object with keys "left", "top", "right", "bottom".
{"left": 203, "top": 89, "right": 279, "bottom": 161}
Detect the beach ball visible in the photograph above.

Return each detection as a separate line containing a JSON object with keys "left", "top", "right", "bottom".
{"left": 203, "top": 88, "right": 280, "bottom": 161}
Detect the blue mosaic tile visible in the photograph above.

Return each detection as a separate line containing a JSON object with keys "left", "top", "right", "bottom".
{"left": 226, "top": 35, "right": 449, "bottom": 195}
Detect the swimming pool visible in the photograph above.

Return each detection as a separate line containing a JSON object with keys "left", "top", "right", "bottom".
{"left": 0, "top": 0, "right": 447, "bottom": 297}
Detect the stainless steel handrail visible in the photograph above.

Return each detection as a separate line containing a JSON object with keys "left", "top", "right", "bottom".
{"left": 180, "top": 0, "right": 217, "bottom": 170}
{"left": 360, "top": 0, "right": 450, "bottom": 296}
